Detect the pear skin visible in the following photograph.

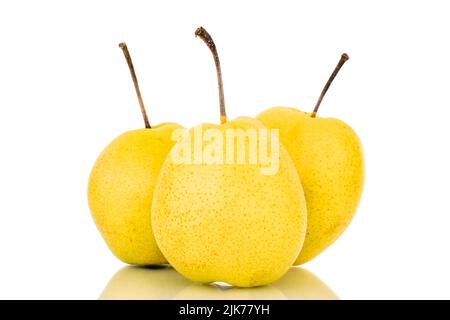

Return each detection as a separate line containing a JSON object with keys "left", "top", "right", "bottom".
{"left": 151, "top": 117, "right": 307, "bottom": 287}
{"left": 257, "top": 107, "right": 364, "bottom": 264}
{"left": 88, "top": 123, "right": 183, "bottom": 265}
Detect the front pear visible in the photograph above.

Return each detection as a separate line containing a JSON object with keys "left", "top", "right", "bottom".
{"left": 151, "top": 117, "right": 307, "bottom": 287}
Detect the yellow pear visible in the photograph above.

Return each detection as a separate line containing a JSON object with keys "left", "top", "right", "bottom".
{"left": 88, "top": 43, "right": 183, "bottom": 265}
{"left": 151, "top": 27, "right": 307, "bottom": 287}
{"left": 257, "top": 54, "right": 364, "bottom": 264}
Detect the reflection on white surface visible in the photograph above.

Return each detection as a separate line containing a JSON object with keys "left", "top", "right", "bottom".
{"left": 100, "top": 266, "right": 338, "bottom": 300}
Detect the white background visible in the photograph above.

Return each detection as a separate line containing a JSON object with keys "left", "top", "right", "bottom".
{"left": 0, "top": 0, "right": 449, "bottom": 299}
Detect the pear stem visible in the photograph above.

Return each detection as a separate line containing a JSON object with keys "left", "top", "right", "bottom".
{"left": 311, "top": 53, "right": 349, "bottom": 118}
{"left": 119, "top": 42, "right": 151, "bottom": 128}
{"left": 195, "top": 27, "right": 227, "bottom": 124}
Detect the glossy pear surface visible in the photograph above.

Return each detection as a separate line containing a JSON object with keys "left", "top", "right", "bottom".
{"left": 151, "top": 117, "right": 307, "bottom": 287}
{"left": 88, "top": 123, "right": 183, "bottom": 265}
{"left": 257, "top": 107, "right": 364, "bottom": 264}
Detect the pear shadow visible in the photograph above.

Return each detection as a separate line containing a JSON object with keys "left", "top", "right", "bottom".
{"left": 133, "top": 264, "right": 172, "bottom": 270}
{"left": 100, "top": 266, "right": 338, "bottom": 300}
